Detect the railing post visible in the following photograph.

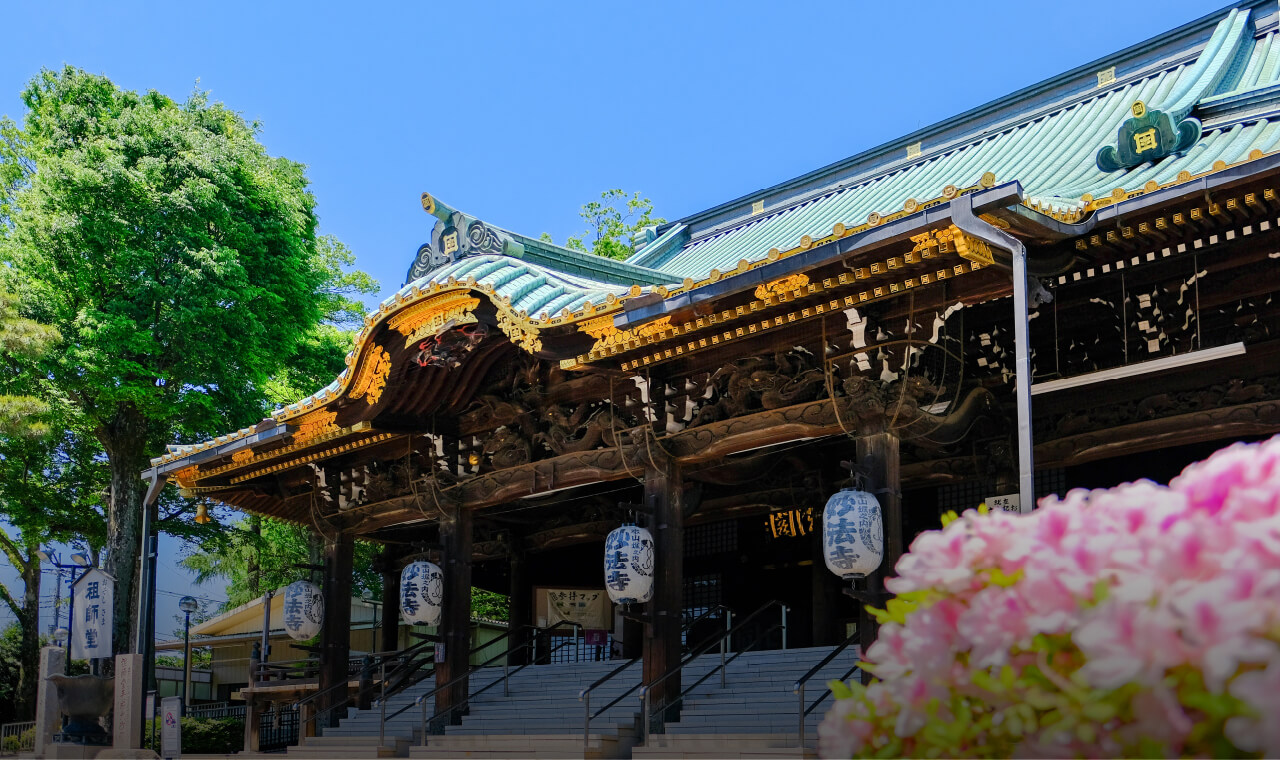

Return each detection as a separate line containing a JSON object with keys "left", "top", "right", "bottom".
{"left": 642, "top": 688, "right": 651, "bottom": 746}
{"left": 719, "top": 621, "right": 726, "bottom": 689}
{"left": 504, "top": 652, "right": 510, "bottom": 697}
{"left": 582, "top": 691, "right": 590, "bottom": 749}
{"left": 419, "top": 697, "right": 427, "bottom": 747}
{"left": 797, "top": 682, "right": 806, "bottom": 748}
{"left": 378, "top": 660, "right": 386, "bottom": 747}
{"left": 781, "top": 606, "right": 788, "bottom": 650}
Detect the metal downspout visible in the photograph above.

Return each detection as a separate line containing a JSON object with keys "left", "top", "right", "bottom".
{"left": 952, "top": 196, "right": 1035, "bottom": 510}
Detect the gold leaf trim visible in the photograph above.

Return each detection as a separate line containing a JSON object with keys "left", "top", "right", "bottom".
{"left": 754, "top": 274, "right": 810, "bottom": 300}
{"left": 350, "top": 347, "right": 391, "bottom": 405}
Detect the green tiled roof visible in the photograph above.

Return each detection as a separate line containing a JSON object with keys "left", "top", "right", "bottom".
{"left": 644, "top": 2, "right": 1280, "bottom": 280}
{"left": 400, "top": 255, "right": 631, "bottom": 319}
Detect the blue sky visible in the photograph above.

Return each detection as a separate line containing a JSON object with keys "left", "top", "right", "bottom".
{"left": 0, "top": 0, "right": 1225, "bottom": 637}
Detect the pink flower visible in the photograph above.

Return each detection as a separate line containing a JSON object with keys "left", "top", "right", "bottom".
{"left": 1073, "top": 600, "right": 1185, "bottom": 689}
{"left": 956, "top": 586, "right": 1030, "bottom": 668}
{"left": 1225, "top": 660, "right": 1280, "bottom": 755}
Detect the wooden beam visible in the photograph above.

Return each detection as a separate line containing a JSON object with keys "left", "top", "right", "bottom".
{"left": 854, "top": 430, "right": 901, "bottom": 685}
{"left": 434, "top": 503, "right": 473, "bottom": 726}
{"left": 643, "top": 455, "right": 684, "bottom": 729}
{"left": 319, "top": 533, "right": 354, "bottom": 725}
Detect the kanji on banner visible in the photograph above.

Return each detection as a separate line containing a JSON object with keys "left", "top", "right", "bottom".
{"left": 544, "top": 589, "right": 609, "bottom": 630}
{"left": 71, "top": 568, "right": 114, "bottom": 660}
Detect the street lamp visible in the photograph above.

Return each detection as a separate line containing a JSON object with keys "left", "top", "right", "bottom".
{"left": 178, "top": 596, "right": 199, "bottom": 712}
{"left": 37, "top": 549, "right": 90, "bottom": 674}
{"left": 52, "top": 628, "right": 68, "bottom": 648}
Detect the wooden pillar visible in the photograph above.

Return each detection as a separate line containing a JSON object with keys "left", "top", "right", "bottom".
{"left": 642, "top": 457, "right": 684, "bottom": 726}
{"left": 380, "top": 545, "right": 404, "bottom": 654}
{"left": 243, "top": 695, "right": 262, "bottom": 753}
{"left": 507, "top": 540, "right": 531, "bottom": 666}
{"left": 855, "top": 430, "right": 903, "bottom": 684}
{"left": 319, "top": 532, "right": 354, "bottom": 725}
{"left": 435, "top": 504, "right": 473, "bottom": 725}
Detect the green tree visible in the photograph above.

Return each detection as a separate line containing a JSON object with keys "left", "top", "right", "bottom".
{"left": 565, "top": 189, "right": 664, "bottom": 261}
{"left": 0, "top": 66, "right": 372, "bottom": 656}
{"left": 0, "top": 288, "right": 99, "bottom": 715}
{"left": 181, "top": 517, "right": 382, "bottom": 610}
{"left": 0, "top": 292, "right": 59, "bottom": 436}
{"left": 0, "top": 417, "right": 107, "bottom": 715}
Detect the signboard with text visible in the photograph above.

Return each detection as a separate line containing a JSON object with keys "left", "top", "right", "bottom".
{"left": 71, "top": 568, "right": 114, "bottom": 659}
{"left": 987, "top": 494, "right": 1026, "bottom": 514}
{"left": 160, "top": 695, "right": 182, "bottom": 759}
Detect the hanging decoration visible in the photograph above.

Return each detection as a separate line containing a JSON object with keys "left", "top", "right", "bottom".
{"left": 823, "top": 489, "right": 884, "bottom": 580}
{"left": 400, "top": 561, "right": 444, "bottom": 626}
{"left": 604, "top": 524, "right": 654, "bottom": 604}
{"left": 282, "top": 580, "right": 324, "bottom": 641}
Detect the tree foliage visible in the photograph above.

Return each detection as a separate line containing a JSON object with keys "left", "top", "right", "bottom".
{"left": 0, "top": 292, "right": 59, "bottom": 437}
{"left": 0, "top": 66, "right": 374, "bottom": 655}
{"left": 564, "top": 189, "right": 664, "bottom": 261}
{"left": 181, "top": 517, "right": 381, "bottom": 610}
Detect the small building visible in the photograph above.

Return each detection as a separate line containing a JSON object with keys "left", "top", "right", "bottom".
{"left": 155, "top": 593, "right": 506, "bottom": 703}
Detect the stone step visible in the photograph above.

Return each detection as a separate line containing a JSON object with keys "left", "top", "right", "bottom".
{"left": 409, "top": 733, "right": 619, "bottom": 759}
{"left": 633, "top": 733, "right": 814, "bottom": 760}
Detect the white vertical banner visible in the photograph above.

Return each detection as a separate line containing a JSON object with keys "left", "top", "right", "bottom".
{"left": 71, "top": 568, "right": 114, "bottom": 660}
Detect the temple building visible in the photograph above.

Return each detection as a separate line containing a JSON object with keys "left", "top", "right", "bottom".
{"left": 142, "top": 1, "right": 1280, "bottom": 754}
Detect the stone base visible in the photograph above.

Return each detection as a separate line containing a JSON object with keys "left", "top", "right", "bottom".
{"left": 95, "top": 750, "right": 160, "bottom": 759}
{"left": 43, "top": 743, "right": 108, "bottom": 759}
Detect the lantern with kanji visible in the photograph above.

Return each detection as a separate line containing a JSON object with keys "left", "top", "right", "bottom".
{"left": 823, "top": 489, "right": 884, "bottom": 579}
{"left": 603, "top": 524, "right": 654, "bottom": 604}
{"left": 400, "top": 561, "right": 444, "bottom": 626}
{"left": 281, "top": 580, "right": 324, "bottom": 641}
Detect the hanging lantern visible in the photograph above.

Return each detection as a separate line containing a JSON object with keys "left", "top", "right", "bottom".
{"left": 400, "top": 561, "right": 444, "bottom": 626}
{"left": 604, "top": 524, "right": 654, "bottom": 604}
{"left": 823, "top": 489, "right": 884, "bottom": 580}
{"left": 194, "top": 502, "right": 212, "bottom": 525}
{"left": 281, "top": 580, "right": 324, "bottom": 641}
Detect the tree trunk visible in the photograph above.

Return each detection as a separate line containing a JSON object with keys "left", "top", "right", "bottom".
{"left": 18, "top": 554, "right": 40, "bottom": 718}
{"left": 102, "top": 406, "right": 149, "bottom": 658}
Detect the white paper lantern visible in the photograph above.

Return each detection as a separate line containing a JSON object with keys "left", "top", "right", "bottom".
{"left": 281, "top": 580, "right": 324, "bottom": 641}
{"left": 604, "top": 524, "right": 654, "bottom": 604}
{"left": 823, "top": 489, "right": 884, "bottom": 580}
{"left": 400, "top": 561, "right": 444, "bottom": 626}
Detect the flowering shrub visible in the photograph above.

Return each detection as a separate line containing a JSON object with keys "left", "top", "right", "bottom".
{"left": 820, "top": 438, "right": 1280, "bottom": 758}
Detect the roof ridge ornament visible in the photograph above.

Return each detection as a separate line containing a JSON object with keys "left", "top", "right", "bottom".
{"left": 1096, "top": 99, "right": 1201, "bottom": 172}
{"left": 406, "top": 192, "right": 526, "bottom": 284}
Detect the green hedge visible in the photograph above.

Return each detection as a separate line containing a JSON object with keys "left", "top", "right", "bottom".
{"left": 1, "top": 726, "right": 34, "bottom": 752}
{"left": 142, "top": 716, "right": 243, "bottom": 755}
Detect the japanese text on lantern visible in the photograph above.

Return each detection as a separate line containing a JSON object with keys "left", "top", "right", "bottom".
{"left": 604, "top": 530, "right": 630, "bottom": 593}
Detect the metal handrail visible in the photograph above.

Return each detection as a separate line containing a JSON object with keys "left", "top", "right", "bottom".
{"left": 641, "top": 621, "right": 783, "bottom": 744}
{"left": 379, "top": 625, "right": 535, "bottom": 724}
{"left": 295, "top": 636, "right": 435, "bottom": 709}
{"left": 793, "top": 631, "right": 861, "bottom": 748}
{"left": 416, "top": 621, "right": 582, "bottom": 745}
{"left": 638, "top": 600, "right": 788, "bottom": 743}
{"left": 577, "top": 603, "right": 735, "bottom": 748}
{"left": 294, "top": 637, "right": 439, "bottom": 741}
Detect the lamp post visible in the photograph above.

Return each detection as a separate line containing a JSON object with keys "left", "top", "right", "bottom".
{"left": 36, "top": 550, "right": 90, "bottom": 674}
{"left": 179, "top": 596, "right": 199, "bottom": 713}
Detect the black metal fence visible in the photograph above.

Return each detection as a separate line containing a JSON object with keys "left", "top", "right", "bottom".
{"left": 259, "top": 705, "right": 299, "bottom": 752}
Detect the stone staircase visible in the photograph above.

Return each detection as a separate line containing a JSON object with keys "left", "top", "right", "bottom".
{"left": 634, "top": 645, "right": 859, "bottom": 759}
{"left": 282, "top": 645, "right": 858, "bottom": 759}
